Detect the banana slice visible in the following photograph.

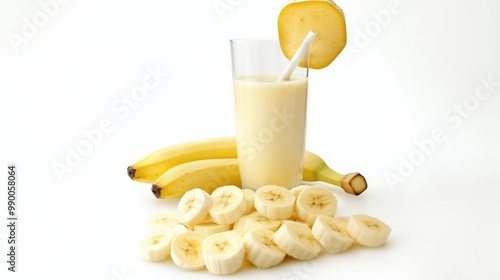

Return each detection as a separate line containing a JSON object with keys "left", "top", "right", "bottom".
{"left": 347, "top": 214, "right": 391, "bottom": 247}
{"left": 295, "top": 185, "right": 337, "bottom": 224}
{"left": 228, "top": 229, "right": 247, "bottom": 237}
{"left": 176, "top": 188, "right": 212, "bottom": 225}
{"left": 278, "top": 0, "right": 347, "bottom": 69}
{"left": 254, "top": 185, "right": 295, "bottom": 220}
{"left": 245, "top": 211, "right": 281, "bottom": 232}
{"left": 290, "top": 184, "right": 310, "bottom": 200}
{"left": 311, "top": 215, "right": 355, "bottom": 254}
{"left": 242, "top": 189, "right": 256, "bottom": 215}
{"left": 273, "top": 221, "right": 321, "bottom": 260}
{"left": 243, "top": 228, "right": 286, "bottom": 269}
{"left": 170, "top": 231, "right": 206, "bottom": 271}
{"left": 202, "top": 231, "right": 245, "bottom": 275}
{"left": 146, "top": 212, "right": 184, "bottom": 228}
{"left": 194, "top": 221, "right": 231, "bottom": 236}
{"left": 335, "top": 216, "right": 350, "bottom": 228}
{"left": 209, "top": 185, "right": 247, "bottom": 225}
{"left": 139, "top": 227, "right": 175, "bottom": 262}
{"left": 233, "top": 211, "right": 282, "bottom": 232}
{"left": 231, "top": 215, "right": 247, "bottom": 232}
{"left": 280, "top": 212, "right": 312, "bottom": 228}
{"left": 172, "top": 224, "right": 190, "bottom": 236}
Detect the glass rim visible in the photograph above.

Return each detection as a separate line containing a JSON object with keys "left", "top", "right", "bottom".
{"left": 230, "top": 38, "right": 278, "bottom": 43}
{"left": 230, "top": 38, "right": 313, "bottom": 45}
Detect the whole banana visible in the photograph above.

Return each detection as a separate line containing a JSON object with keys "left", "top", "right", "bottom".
{"left": 150, "top": 153, "right": 367, "bottom": 199}
{"left": 127, "top": 137, "right": 367, "bottom": 198}
{"left": 302, "top": 151, "right": 367, "bottom": 196}
{"left": 151, "top": 158, "right": 241, "bottom": 199}
{"left": 127, "top": 137, "right": 237, "bottom": 183}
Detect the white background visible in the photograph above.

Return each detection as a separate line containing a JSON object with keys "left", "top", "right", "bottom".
{"left": 1, "top": 0, "right": 500, "bottom": 279}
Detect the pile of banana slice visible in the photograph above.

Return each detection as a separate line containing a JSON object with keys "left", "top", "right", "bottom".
{"left": 140, "top": 185, "right": 391, "bottom": 275}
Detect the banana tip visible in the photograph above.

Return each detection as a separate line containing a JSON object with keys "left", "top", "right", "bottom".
{"left": 152, "top": 184, "right": 161, "bottom": 198}
{"left": 127, "top": 166, "right": 135, "bottom": 180}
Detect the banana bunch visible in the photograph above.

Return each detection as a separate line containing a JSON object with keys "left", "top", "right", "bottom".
{"left": 139, "top": 185, "right": 391, "bottom": 275}
{"left": 127, "top": 136, "right": 368, "bottom": 198}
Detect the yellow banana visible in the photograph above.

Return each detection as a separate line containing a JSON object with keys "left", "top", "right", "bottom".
{"left": 151, "top": 158, "right": 241, "bottom": 198}
{"left": 152, "top": 153, "right": 367, "bottom": 199}
{"left": 302, "top": 151, "right": 367, "bottom": 196}
{"left": 127, "top": 137, "right": 237, "bottom": 183}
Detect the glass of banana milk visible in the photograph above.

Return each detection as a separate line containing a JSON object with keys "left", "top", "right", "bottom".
{"left": 231, "top": 39, "right": 309, "bottom": 190}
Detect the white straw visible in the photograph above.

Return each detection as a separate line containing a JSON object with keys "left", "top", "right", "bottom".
{"left": 278, "top": 30, "right": 317, "bottom": 81}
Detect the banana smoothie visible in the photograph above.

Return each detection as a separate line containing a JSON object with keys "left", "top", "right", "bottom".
{"left": 233, "top": 74, "right": 308, "bottom": 190}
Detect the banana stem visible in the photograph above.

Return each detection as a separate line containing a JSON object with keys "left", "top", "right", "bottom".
{"left": 315, "top": 165, "right": 367, "bottom": 195}
{"left": 341, "top": 172, "right": 368, "bottom": 196}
